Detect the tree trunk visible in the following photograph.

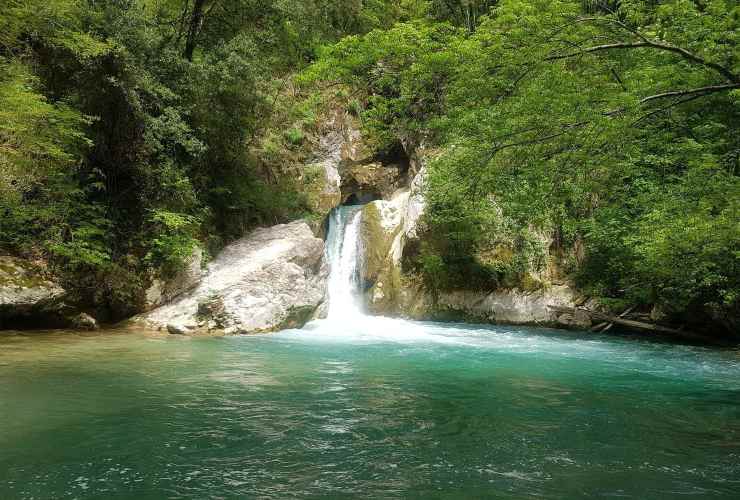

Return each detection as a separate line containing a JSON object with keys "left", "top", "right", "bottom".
{"left": 184, "top": 0, "right": 207, "bottom": 61}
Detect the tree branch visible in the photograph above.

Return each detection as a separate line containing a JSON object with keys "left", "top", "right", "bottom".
{"left": 631, "top": 93, "right": 707, "bottom": 126}
{"left": 639, "top": 83, "right": 740, "bottom": 104}
{"left": 546, "top": 41, "right": 739, "bottom": 83}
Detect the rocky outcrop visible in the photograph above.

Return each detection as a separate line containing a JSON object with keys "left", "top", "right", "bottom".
{"left": 427, "top": 286, "right": 580, "bottom": 327}
{"left": 145, "top": 247, "right": 204, "bottom": 310}
{"left": 356, "top": 152, "right": 432, "bottom": 316}
{"left": 342, "top": 162, "right": 407, "bottom": 203}
{"left": 302, "top": 110, "right": 410, "bottom": 223}
{"left": 0, "top": 256, "right": 67, "bottom": 328}
{"left": 303, "top": 111, "right": 372, "bottom": 220}
{"left": 360, "top": 190, "right": 410, "bottom": 314}
{"left": 354, "top": 152, "right": 585, "bottom": 328}
{"left": 140, "top": 221, "right": 328, "bottom": 335}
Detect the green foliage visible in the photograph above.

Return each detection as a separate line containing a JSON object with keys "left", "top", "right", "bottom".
{"left": 2, "top": 0, "right": 738, "bottom": 332}
{"left": 145, "top": 210, "right": 200, "bottom": 278}
{"left": 0, "top": 0, "right": 416, "bottom": 320}
{"left": 0, "top": 59, "right": 90, "bottom": 201}
{"left": 284, "top": 127, "right": 305, "bottom": 145}
{"left": 309, "top": 0, "right": 740, "bottom": 332}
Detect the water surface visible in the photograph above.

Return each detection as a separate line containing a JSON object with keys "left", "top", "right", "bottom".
{"left": 1, "top": 322, "right": 739, "bottom": 499}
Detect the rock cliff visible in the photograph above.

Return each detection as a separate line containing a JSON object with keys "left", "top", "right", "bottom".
{"left": 354, "top": 154, "right": 582, "bottom": 328}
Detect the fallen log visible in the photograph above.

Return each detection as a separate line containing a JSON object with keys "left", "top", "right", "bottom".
{"left": 591, "top": 321, "right": 609, "bottom": 332}
{"left": 548, "top": 305, "right": 714, "bottom": 343}
{"left": 595, "top": 305, "right": 636, "bottom": 333}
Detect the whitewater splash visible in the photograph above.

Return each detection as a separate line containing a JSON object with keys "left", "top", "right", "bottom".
{"left": 302, "top": 204, "right": 431, "bottom": 341}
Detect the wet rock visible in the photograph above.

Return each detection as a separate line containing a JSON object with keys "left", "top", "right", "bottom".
{"left": 167, "top": 323, "right": 188, "bottom": 335}
{"left": 70, "top": 312, "right": 99, "bottom": 331}
{"left": 360, "top": 191, "right": 410, "bottom": 314}
{"left": 141, "top": 221, "right": 328, "bottom": 334}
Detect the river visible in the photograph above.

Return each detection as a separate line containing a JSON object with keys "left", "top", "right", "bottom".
{"left": 1, "top": 206, "right": 738, "bottom": 499}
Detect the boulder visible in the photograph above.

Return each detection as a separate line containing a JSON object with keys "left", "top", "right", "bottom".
{"left": 145, "top": 246, "right": 204, "bottom": 310}
{"left": 0, "top": 256, "right": 66, "bottom": 327}
{"left": 555, "top": 308, "right": 592, "bottom": 329}
{"left": 140, "top": 221, "right": 328, "bottom": 334}
{"left": 167, "top": 323, "right": 189, "bottom": 335}
{"left": 69, "top": 312, "right": 99, "bottom": 331}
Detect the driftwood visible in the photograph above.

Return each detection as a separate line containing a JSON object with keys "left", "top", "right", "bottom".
{"left": 548, "top": 305, "right": 714, "bottom": 343}
{"left": 592, "top": 305, "right": 636, "bottom": 333}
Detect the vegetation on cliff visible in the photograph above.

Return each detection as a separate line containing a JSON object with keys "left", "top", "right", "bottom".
{"left": 0, "top": 0, "right": 417, "bottom": 319}
{"left": 2, "top": 0, "right": 738, "bottom": 335}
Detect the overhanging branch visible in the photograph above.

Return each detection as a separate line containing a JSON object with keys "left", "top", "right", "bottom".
{"left": 639, "top": 83, "right": 740, "bottom": 104}
{"left": 546, "top": 41, "right": 739, "bottom": 83}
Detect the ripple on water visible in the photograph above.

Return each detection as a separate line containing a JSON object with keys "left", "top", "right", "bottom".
{"left": 1, "top": 323, "right": 739, "bottom": 499}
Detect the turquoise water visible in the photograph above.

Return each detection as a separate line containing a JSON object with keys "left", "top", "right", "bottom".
{"left": 1, "top": 322, "right": 739, "bottom": 499}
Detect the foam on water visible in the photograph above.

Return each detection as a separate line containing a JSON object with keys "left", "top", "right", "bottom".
{"left": 286, "top": 204, "right": 740, "bottom": 387}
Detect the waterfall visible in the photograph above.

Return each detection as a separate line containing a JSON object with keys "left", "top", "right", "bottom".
{"left": 313, "top": 203, "right": 423, "bottom": 340}
{"left": 325, "top": 205, "right": 364, "bottom": 320}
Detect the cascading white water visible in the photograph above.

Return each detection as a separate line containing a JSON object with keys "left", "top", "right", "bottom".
{"left": 325, "top": 205, "right": 365, "bottom": 320}
{"left": 310, "top": 203, "right": 424, "bottom": 339}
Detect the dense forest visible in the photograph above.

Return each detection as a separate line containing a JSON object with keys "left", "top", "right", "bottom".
{"left": 1, "top": 0, "right": 738, "bottom": 335}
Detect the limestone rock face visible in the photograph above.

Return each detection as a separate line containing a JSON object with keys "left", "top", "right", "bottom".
{"left": 342, "top": 162, "right": 407, "bottom": 202}
{"left": 145, "top": 247, "right": 204, "bottom": 310}
{"left": 403, "top": 162, "right": 427, "bottom": 239}
{"left": 360, "top": 191, "right": 410, "bottom": 314}
{"left": 353, "top": 150, "right": 582, "bottom": 327}
{"left": 141, "top": 221, "right": 328, "bottom": 335}
{"left": 0, "top": 256, "right": 66, "bottom": 325}
{"left": 434, "top": 286, "right": 576, "bottom": 325}
{"left": 303, "top": 111, "right": 371, "bottom": 221}
{"left": 355, "top": 159, "right": 430, "bottom": 316}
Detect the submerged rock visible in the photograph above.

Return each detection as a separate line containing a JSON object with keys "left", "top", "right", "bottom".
{"left": 70, "top": 312, "right": 100, "bottom": 331}
{"left": 141, "top": 221, "right": 328, "bottom": 334}
{"left": 0, "top": 256, "right": 66, "bottom": 327}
